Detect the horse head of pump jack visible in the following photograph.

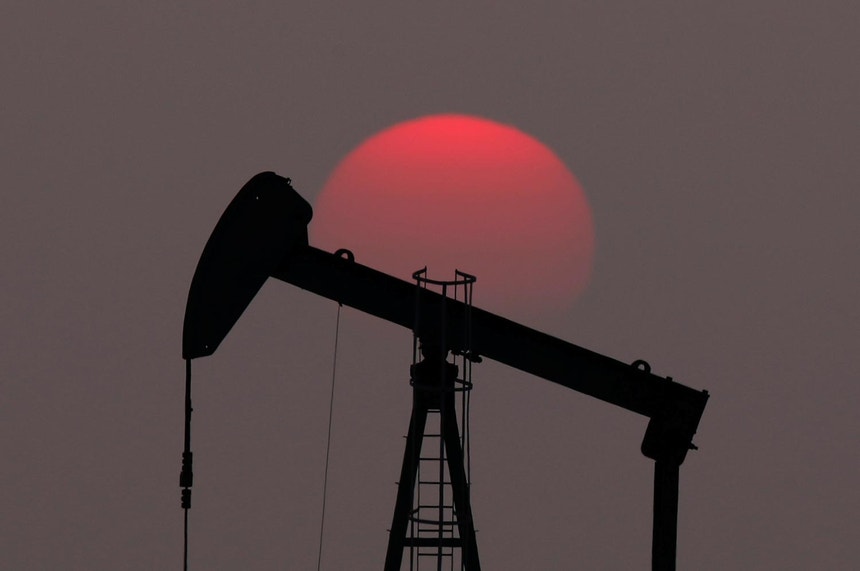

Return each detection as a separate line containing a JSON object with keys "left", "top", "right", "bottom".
{"left": 182, "top": 172, "right": 311, "bottom": 360}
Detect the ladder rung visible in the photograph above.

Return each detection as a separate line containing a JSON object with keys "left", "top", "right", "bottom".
{"left": 416, "top": 531, "right": 457, "bottom": 537}
{"left": 408, "top": 537, "right": 463, "bottom": 548}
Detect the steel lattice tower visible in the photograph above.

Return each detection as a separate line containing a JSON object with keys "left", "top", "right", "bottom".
{"left": 384, "top": 269, "right": 480, "bottom": 571}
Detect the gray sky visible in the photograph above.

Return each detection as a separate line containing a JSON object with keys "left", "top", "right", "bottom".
{"left": 2, "top": 2, "right": 858, "bottom": 569}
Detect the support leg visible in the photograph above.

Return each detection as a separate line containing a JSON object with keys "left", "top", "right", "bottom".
{"left": 652, "top": 459, "right": 680, "bottom": 571}
{"left": 384, "top": 406, "right": 429, "bottom": 571}
{"left": 441, "top": 403, "right": 481, "bottom": 571}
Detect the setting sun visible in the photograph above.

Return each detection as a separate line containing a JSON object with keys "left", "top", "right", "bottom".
{"left": 311, "top": 114, "right": 594, "bottom": 317}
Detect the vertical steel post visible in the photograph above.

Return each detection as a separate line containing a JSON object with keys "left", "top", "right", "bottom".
{"left": 651, "top": 459, "right": 680, "bottom": 571}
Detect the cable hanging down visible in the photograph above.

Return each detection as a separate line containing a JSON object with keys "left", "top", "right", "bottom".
{"left": 317, "top": 304, "right": 342, "bottom": 571}
{"left": 180, "top": 358, "right": 194, "bottom": 571}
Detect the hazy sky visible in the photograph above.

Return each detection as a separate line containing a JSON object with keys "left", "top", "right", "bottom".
{"left": 2, "top": 2, "right": 858, "bottom": 569}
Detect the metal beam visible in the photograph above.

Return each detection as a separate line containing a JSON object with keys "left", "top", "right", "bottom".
{"left": 273, "top": 246, "right": 708, "bottom": 453}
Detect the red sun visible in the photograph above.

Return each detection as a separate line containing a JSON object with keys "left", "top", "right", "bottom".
{"left": 310, "top": 114, "right": 594, "bottom": 318}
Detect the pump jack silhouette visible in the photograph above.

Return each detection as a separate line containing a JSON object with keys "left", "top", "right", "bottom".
{"left": 181, "top": 172, "right": 709, "bottom": 570}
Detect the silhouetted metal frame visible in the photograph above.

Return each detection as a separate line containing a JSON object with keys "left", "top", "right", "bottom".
{"left": 182, "top": 172, "right": 709, "bottom": 571}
